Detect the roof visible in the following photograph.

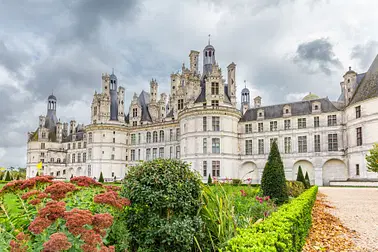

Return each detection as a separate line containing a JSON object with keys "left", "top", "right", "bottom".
{"left": 240, "top": 97, "right": 339, "bottom": 122}
{"left": 194, "top": 81, "right": 231, "bottom": 104}
{"left": 204, "top": 44, "right": 215, "bottom": 51}
{"left": 62, "top": 131, "right": 85, "bottom": 143}
{"left": 302, "top": 93, "right": 320, "bottom": 101}
{"left": 349, "top": 54, "right": 378, "bottom": 105}
{"left": 138, "top": 91, "right": 152, "bottom": 122}
{"left": 48, "top": 94, "right": 56, "bottom": 100}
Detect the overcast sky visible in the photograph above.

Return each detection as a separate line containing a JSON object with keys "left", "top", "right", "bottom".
{"left": 1, "top": 0, "right": 378, "bottom": 168}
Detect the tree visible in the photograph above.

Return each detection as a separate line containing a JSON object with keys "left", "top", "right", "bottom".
{"left": 16, "top": 174, "right": 20, "bottom": 180}
{"left": 99, "top": 172, "right": 104, "bottom": 183}
{"left": 70, "top": 174, "right": 74, "bottom": 179}
{"left": 4, "top": 171, "right": 12, "bottom": 181}
{"left": 366, "top": 143, "right": 378, "bottom": 172}
{"left": 207, "top": 173, "right": 212, "bottom": 184}
{"left": 305, "top": 171, "right": 311, "bottom": 188}
{"left": 296, "top": 166, "right": 307, "bottom": 188}
{"left": 261, "top": 141, "right": 288, "bottom": 204}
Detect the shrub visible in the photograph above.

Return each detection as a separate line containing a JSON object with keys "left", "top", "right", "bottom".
{"left": 98, "top": 172, "right": 104, "bottom": 183}
{"left": 121, "top": 159, "right": 203, "bottom": 251}
{"left": 4, "top": 171, "right": 11, "bottom": 181}
{"left": 296, "top": 166, "right": 307, "bottom": 188}
{"left": 305, "top": 171, "right": 311, "bottom": 188}
{"left": 286, "top": 181, "right": 306, "bottom": 197}
{"left": 208, "top": 174, "right": 212, "bottom": 184}
{"left": 261, "top": 141, "right": 288, "bottom": 204}
{"left": 225, "top": 186, "right": 318, "bottom": 252}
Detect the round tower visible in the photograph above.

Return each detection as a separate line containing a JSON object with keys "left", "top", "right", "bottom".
{"left": 203, "top": 36, "right": 216, "bottom": 75}
{"left": 109, "top": 69, "right": 119, "bottom": 121}
{"left": 241, "top": 84, "right": 250, "bottom": 114}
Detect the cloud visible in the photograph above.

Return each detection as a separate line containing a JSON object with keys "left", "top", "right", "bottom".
{"left": 293, "top": 38, "right": 343, "bottom": 75}
{"left": 351, "top": 40, "right": 378, "bottom": 70}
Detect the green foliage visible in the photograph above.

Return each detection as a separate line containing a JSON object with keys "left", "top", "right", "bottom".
{"left": 225, "top": 186, "right": 318, "bottom": 252}
{"left": 305, "top": 171, "right": 311, "bottom": 188}
{"left": 99, "top": 171, "right": 104, "bottom": 183}
{"left": 4, "top": 171, "right": 11, "bottom": 181}
{"left": 207, "top": 174, "right": 212, "bottom": 184}
{"left": 286, "top": 181, "right": 306, "bottom": 198}
{"left": 232, "top": 179, "right": 242, "bottom": 185}
{"left": 296, "top": 166, "right": 307, "bottom": 189}
{"left": 261, "top": 141, "right": 288, "bottom": 204}
{"left": 366, "top": 143, "right": 378, "bottom": 172}
{"left": 121, "top": 159, "right": 203, "bottom": 252}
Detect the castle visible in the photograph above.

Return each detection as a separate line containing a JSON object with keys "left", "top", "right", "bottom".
{"left": 26, "top": 41, "right": 378, "bottom": 186}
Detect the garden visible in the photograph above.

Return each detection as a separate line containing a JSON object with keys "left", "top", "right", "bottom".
{"left": 0, "top": 142, "right": 318, "bottom": 251}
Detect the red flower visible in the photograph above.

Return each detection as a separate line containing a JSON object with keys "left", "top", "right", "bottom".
{"left": 64, "top": 208, "right": 93, "bottom": 235}
{"left": 38, "top": 201, "right": 66, "bottom": 221}
{"left": 10, "top": 232, "right": 30, "bottom": 252}
{"left": 104, "top": 185, "right": 121, "bottom": 192}
{"left": 42, "top": 232, "right": 72, "bottom": 252}
{"left": 81, "top": 229, "right": 102, "bottom": 246}
{"left": 21, "top": 190, "right": 40, "bottom": 200}
{"left": 240, "top": 190, "right": 247, "bottom": 197}
{"left": 44, "top": 182, "right": 77, "bottom": 200}
{"left": 0, "top": 180, "right": 25, "bottom": 194}
{"left": 20, "top": 176, "right": 54, "bottom": 190}
{"left": 70, "top": 176, "right": 102, "bottom": 187}
{"left": 37, "top": 192, "right": 48, "bottom": 199}
{"left": 15, "top": 232, "right": 29, "bottom": 242}
{"left": 28, "top": 199, "right": 41, "bottom": 205}
{"left": 100, "top": 245, "right": 116, "bottom": 252}
{"left": 94, "top": 191, "right": 130, "bottom": 209}
{"left": 29, "top": 217, "right": 53, "bottom": 234}
{"left": 93, "top": 213, "right": 113, "bottom": 230}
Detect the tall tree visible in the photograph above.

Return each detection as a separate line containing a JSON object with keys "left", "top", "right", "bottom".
{"left": 296, "top": 166, "right": 307, "bottom": 188}
{"left": 304, "top": 171, "right": 311, "bottom": 188}
{"left": 261, "top": 141, "right": 288, "bottom": 204}
{"left": 207, "top": 174, "right": 212, "bottom": 184}
{"left": 4, "top": 171, "right": 12, "bottom": 181}
{"left": 99, "top": 172, "right": 104, "bottom": 183}
{"left": 366, "top": 143, "right": 378, "bottom": 173}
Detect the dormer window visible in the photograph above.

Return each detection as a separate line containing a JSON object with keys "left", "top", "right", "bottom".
{"left": 259, "top": 113, "right": 262, "bottom": 117}
{"left": 314, "top": 105, "right": 319, "bottom": 110}
{"left": 257, "top": 109, "right": 264, "bottom": 119}
{"left": 312, "top": 101, "right": 321, "bottom": 113}
{"left": 285, "top": 109, "right": 289, "bottom": 114}
{"left": 132, "top": 108, "right": 138, "bottom": 117}
{"left": 283, "top": 105, "right": 291, "bottom": 116}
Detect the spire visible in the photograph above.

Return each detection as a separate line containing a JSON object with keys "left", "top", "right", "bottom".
{"left": 244, "top": 80, "right": 246, "bottom": 88}
{"left": 112, "top": 68, "right": 114, "bottom": 75}
{"left": 208, "top": 34, "right": 211, "bottom": 45}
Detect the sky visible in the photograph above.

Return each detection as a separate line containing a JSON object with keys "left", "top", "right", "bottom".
{"left": 1, "top": 0, "right": 378, "bottom": 168}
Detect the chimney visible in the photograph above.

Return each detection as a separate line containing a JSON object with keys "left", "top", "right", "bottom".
{"left": 254, "top": 96, "right": 261, "bottom": 108}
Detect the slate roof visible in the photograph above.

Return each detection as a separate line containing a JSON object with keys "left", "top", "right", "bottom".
{"left": 166, "top": 109, "right": 174, "bottom": 118}
{"left": 138, "top": 91, "right": 152, "bottom": 122}
{"left": 62, "top": 131, "right": 84, "bottom": 143}
{"left": 124, "top": 113, "right": 129, "bottom": 124}
{"left": 240, "top": 97, "right": 340, "bottom": 122}
{"left": 349, "top": 54, "right": 378, "bottom": 105}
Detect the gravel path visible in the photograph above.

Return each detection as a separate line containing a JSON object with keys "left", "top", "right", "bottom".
{"left": 319, "top": 187, "right": 378, "bottom": 251}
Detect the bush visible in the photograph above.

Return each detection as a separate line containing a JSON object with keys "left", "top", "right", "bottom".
{"left": 286, "top": 181, "right": 306, "bottom": 197}
{"left": 305, "top": 171, "right": 311, "bottom": 188}
{"left": 98, "top": 172, "right": 104, "bottom": 183}
{"left": 225, "top": 186, "right": 318, "bottom": 252}
{"left": 261, "top": 141, "right": 288, "bottom": 204}
{"left": 4, "top": 171, "right": 11, "bottom": 181}
{"left": 121, "top": 159, "right": 203, "bottom": 251}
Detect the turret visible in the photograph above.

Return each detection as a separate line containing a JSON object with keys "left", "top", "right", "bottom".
{"left": 118, "top": 86, "right": 125, "bottom": 121}
{"left": 56, "top": 121, "right": 63, "bottom": 143}
{"left": 342, "top": 66, "right": 357, "bottom": 104}
{"left": 109, "top": 69, "right": 118, "bottom": 121}
{"left": 254, "top": 96, "right": 262, "bottom": 108}
{"left": 227, "top": 62, "right": 236, "bottom": 106}
{"left": 39, "top": 115, "right": 46, "bottom": 128}
{"left": 241, "top": 83, "right": 250, "bottom": 115}
{"left": 189, "top": 50, "right": 199, "bottom": 74}
{"left": 203, "top": 36, "right": 216, "bottom": 75}
{"left": 70, "top": 120, "right": 77, "bottom": 135}
{"left": 150, "top": 79, "right": 158, "bottom": 103}
{"left": 62, "top": 122, "right": 68, "bottom": 136}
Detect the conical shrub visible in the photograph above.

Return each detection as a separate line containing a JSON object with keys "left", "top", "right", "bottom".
{"left": 4, "top": 171, "right": 12, "bottom": 181}
{"left": 296, "top": 166, "right": 307, "bottom": 188}
{"left": 305, "top": 171, "right": 311, "bottom": 188}
{"left": 99, "top": 172, "right": 104, "bottom": 183}
{"left": 207, "top": 173, "right": 212, "bottom": 184}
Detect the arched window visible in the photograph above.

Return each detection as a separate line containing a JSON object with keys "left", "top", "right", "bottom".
{"left": 88, "top": 133, "right": 93, "bottom": 143}
{"left": 57, "top": 158, "right": 61, "bottom": 163}
{"left": 147, "top": 132, "right": 151, "bottom": 143}
{"left": 153, "top": 131, "right": 158, "bottom": 143}
{"left": 209, "top": 51, "right": 211, "bottom": 57}
{"left": 159, "top": 130, "right": 164, "bottom": 142}
{"left": 205, "top": 51, "right": 208, "bottom": 57}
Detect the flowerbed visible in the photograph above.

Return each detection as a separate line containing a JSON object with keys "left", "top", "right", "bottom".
{"left": 225, "top": 186, "right": 318, "bottom": 251}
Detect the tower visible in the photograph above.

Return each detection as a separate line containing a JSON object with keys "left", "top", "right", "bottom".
{"left": 150, "top": 79, "right": 158, "bottom": 103}
{"left": 227, "top": 62, "right": 237, "bottom": 106}
{"left": 118, "top": 86, "right": 125, "bottom": 121}
{"left": 189, "top": 50, "right": 199, "bottom": 74}
{"left": 341, "top": 66, "right": 357, "bottom": 104}
{"left": 109, "top": 69, "right": 119, "bottom": 121}
{"left": 241, "top": 81, "right": 250, "bottom": 114}
{"left": 56, "top": 121, "right": 63, "bottom": 143}
{"left": 45, "top": 94, "right": 58, "bottom": 132}
{"left": 203, "top": 35, "right": 216, "bottom": 75}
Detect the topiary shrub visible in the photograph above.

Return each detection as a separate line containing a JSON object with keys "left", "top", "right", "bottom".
{"left": 261, "top": 141, "right": 288, "bottom": 204}
{"left": 286, "top": 181, "right": 306, "bottom": 197}
{"left": 305, "top": 171, "right": 311, "bottom": 188}
{"left": 98, "top": 172, "right": 104, "bottom": 183}
{"left": 207, "top": 173, "right": 212, "bottom": 184}
{"left": 296, "top": 166, "right": 307, "bottom": 188}
{"left": 4, "top": 171, "right": 12, "bottom": 181}
{"left": 121, "top": 159, "right": 203, "bottom": 251}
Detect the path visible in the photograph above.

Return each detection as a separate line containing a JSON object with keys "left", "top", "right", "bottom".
{"left": 319, "top": 187, "right": 378, "bottom": 251}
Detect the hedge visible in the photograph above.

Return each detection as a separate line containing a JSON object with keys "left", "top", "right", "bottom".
{"left": 286, "top": 180, "right": 306, "bottom": 198}
{"left": 224, "top": 186, "right": 318, "bottom": 252}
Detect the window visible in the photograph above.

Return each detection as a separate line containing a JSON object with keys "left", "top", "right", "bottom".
{"left": 88, "top": 148, "right": 92, "bottom": 160}
{"left": 88, "top": 165, "right": 92, "bottom": 177}
{"left": 328, "top": 134, "right": 338, "bottom": 151}
{"left": 159, "top": 147, "right": 164, "bottom": 158}
{"left": 355, "top": 106, "right": 361, "bottom": 118}
{"left": 314, "top": 116, "right": 320, "bottom": 128}
{"left": 170, "top": 129, "right": 173, "bottom": 141}
{"left": 83, "top": 141, "right": 87, "bottom": 148}
{"left": 211, "top": 100, "right": 219, "bottom": 108}
{"left": 178, "top": 99, "right": 184, "bottom": 110}
{"left": 88, "top": 133, "right": 93, "bottom": 143}
{"left": 138, "top": 133, "right": 141, "bottom": 144}
{"left": 73, "top": 143, "right": 76, "bottom": 149}
{"left": 50, "top": 158, "right": 54, "bottom": 163}
{"left": 170, "top": 146, "right": 173, "bottom": 158}
{"left": 42, "top": 132, "right": 46, "bottom": 138}
{"left": 133, "top": 108, "right": 138, "bottom": 117}
{"left": 72, "top": 154, "right": 75, "bottom": 163}
{"left": 83, "top": 153, "right": 86, "bottom": 162}
{"left": 203, "top": 138, "right": 207, "bottom": 154}
{"left": 298, "top": 136, "right": 307, "bottom": 153}
{"left": 298, "top": 118, "right": 306, "bottom": 129}
{"left": 314, "top": 105, "right": 319, "bottom": 110}
{"left": 57, "top": 171, "right": 60, "bottom": 177}
{"left": 138, "top": 149, "right": 141, "bottom": 160}
{"left": 212, "top": 117, "right": 220, "bottom": 131}
{"left": 63, "top": 170, "right": 66, "bottom": 175}
{"left": 152, "top": 148, "right": 157, "bottom": 159}
{"left": 258, "top": 139, "right": 264, "bottom": 154}
{"left": 211, "top": 82, "right": 219, "bottom": 95}
{"left": 356, "top": 127, "right": 362, "bottom": 146}
{"left": 77, "top": 153, "right": 81, "bottom": 163}
{"left": 203, "top": 102, "right": 207, "bottom": 108}
{"left": 284, "top": 120, "right": 291, "bottom": 130}
{"left": 314, "top": 135, "right": 321, "bottom": 152}
{"left": 270, "top": 121, "right": 278, "bottom": 131}
{"left": 131, "top": 134, "right": 136, "bottom": 145}
{"left": 258, "top": 123, "right": 263, "bottom": 132}
{"left": 327, "top": 115, "right": 337, "bottom": 126}
{"left": 356, "top": 164, "right": 360, "bottom": 176}
{"left": 203, "top": 161, "right": 207, "bottom": 177}
{"left": 146, "top": 149, "right": 151, "bottom": 160}
{"left": 41, "top": 143, "right": 45, "bottom": 149}
{"left": 212, "top": 138, "right": 220, "bottom": 153}
{"left": 41, "top": 152, "right": 45, "bottom": 157}
{"left": 113, "top": 138, "right": 115, "bottom": 143}
{"left": 203, "top": 117, "right": 207, "bottom": 131}
{"left": 245, "top": 140, "right": 252, "bottom": 155}
{"left": 78, "top": 142, "right": 82, "bottom": 149}
{"left": 132, "top": 121, "right": 137, "bottom": 127}
{"left": 111, "top": 154, "right": 115, "bottom": 160}
{"left": 112, "top": 172, "right": 115, "bottom": 178}
{"left": 176, "top": 146, "right": 180, "bottom": 158}
{"left": 176, "top": 128, "right": 180, "bottom": 139}
{"left": 245, "top": 124, "right": 252, "bottom": 133}
{"left": 159, "top": 130, "right": 164, "bottom": 142}
{"left": 147, "top": 132, "right": 151, "bottom": 143}
{"left": 131, "top": 150, "right": 135, "bottom": 161}
{"left": 284, "top": 137, "right": 291, "bottom": 153}
{"left": 57, "top": 158, "right": 61, "bottom": 163}
{"left": 212, "top": 161, "right": 220, "bottom": 177}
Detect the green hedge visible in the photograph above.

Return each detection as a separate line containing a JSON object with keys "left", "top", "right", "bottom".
{"left": 286, "top": 180, "right": 306, "bottom": 198}
{"left": 224, "top": 186, "right": 318, "bottom": 252}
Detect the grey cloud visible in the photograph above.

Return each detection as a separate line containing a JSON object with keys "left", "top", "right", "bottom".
{"left": 293, "top": 38, "right": 342, "bottom": 75}
{"left": 351, "top": 41, "right": 378, "bottom": 70}
{"left": 0, "top": 40, "right": 32, "bottom": 76}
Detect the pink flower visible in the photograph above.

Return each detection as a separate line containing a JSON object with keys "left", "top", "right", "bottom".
{"left": 240, "top": 190, "right": 247, "bottom": 197}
